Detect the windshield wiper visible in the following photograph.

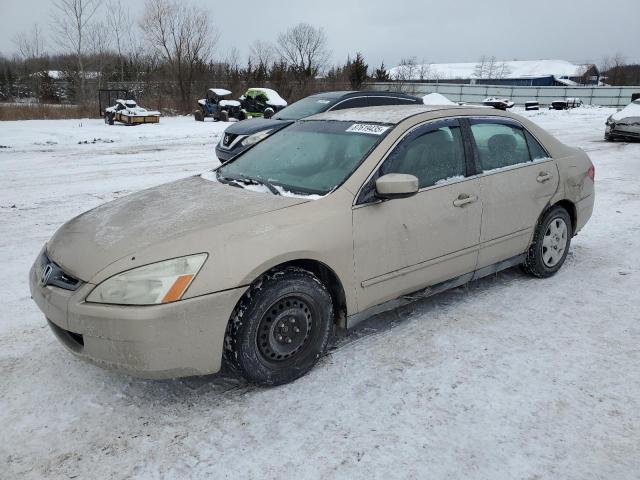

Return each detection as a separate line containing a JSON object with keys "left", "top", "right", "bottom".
{"left": 217, "top": 172, "right": 280, "bottom": 196}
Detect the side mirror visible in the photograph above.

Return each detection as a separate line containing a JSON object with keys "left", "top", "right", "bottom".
{"left": 375, "top": 173, "right": 419, "bottom": 200}
{"left": 264, "top": 107, "right": 275, "bottom": 119}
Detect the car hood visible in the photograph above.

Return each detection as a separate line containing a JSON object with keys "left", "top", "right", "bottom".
{"left": 47, "top": 175, "right": 308, "bottom": 282}
{"left": 224, "top": 118, "right": 292, "bottom": 135}
{"left": 612, "top": 102, "right": 640, "bottom": 123}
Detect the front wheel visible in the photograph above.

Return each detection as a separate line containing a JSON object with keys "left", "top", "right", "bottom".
{"left": 224, "top": 267, "right": 333, "bottom": 386}
{"left": 523, "top": 206, "right": 572, "bottom": 278}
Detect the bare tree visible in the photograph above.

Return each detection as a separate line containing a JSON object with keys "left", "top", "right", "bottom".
{"left": 392, "top": 57, "right": 418, "bottom": 93}
{"left": 88, "top": 20, "right": 112, "bottom": 89}
{"left": 106, "top": 0, "right": 134, "bottom": 82}
{"left": 417, "top": 60, "right": 432, "bottom": 82}
{"left": 249, "top": 40, "right": 275, "bottom": 70}
{"left": 13, "top": 23, "right": 46, "bottom": 59}
{"left": 277, "top": 23, "right": 329, "bottom": 80}
{"left": 141, "top": 0, "right": 219, "bottom": 110}
{"left": 473, "top": 55, "right": 488, "bottom": 79}
{"left": 50, "top": 0, "right": 102, "bottom": 101}
{"left": 495, "top": 61, "right": 511, "bottom": 80}
{"left": 248, "top": 40, "right": 275, "bottom": 82}
{"left": 601, "top": 53, "right": 627, "bottom": 85}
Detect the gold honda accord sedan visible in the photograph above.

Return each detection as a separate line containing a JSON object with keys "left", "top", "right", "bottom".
{"left": 30, "top": 105, "right": 595, "bottom": 385}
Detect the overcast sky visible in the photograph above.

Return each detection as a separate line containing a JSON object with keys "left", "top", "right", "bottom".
{"left": 1, "top": 0, "right": 638, "bottom": 68}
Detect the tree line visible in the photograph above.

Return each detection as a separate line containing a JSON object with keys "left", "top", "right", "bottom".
{"left": 1, "top": 0, "right": 638, "bottom": 115}
{"left": 0, "top": 0, "right": 384, "bottom": 113}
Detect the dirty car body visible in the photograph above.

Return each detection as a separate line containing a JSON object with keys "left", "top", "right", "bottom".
{"left": 30, "top": 105, "right": 595, "bottom": 384}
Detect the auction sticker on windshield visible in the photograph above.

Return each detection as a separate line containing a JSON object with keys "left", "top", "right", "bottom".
{"left": 346, "top": 124, "right": 390, "bottom": 135}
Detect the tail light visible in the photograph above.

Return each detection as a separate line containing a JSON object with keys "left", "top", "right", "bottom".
{"left": 587, "top": 164, "right": 595, "bottom": 181}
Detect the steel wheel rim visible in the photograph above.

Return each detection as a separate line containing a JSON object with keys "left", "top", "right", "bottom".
{"left": 542, "top": 217, "right": 568, "bottom": 267}
{"left": 257, "top": 295, "right": 314, "bottom": 363}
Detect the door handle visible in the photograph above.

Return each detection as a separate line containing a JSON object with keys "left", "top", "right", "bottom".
{"left": 453, "top": 194, "right": 478, "bottom": 207}
{"left": 537, "top": 172, "right": 552, "bottom": 183}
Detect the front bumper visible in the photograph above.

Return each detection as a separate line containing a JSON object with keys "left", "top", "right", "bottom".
{"left": 29, "top": 258, "right": 246, "bottom": 379}
{"left": 606, "top": 124, "right": 640, "bottom": 140}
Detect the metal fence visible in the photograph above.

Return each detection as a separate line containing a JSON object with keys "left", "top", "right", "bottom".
{"left": 369, "top": 82, "right": 640, "bottom": 107}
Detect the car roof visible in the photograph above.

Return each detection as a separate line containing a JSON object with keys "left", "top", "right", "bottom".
{"left": 306, "top": 104, "right": 473, "bottom": 124}
{"left": 310, "top": 90, "right": 420, "bottom": 101}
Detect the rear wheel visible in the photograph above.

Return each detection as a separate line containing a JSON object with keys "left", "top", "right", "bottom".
{"left": 224, "top": 267, "right": 333, "bottom": 386}
{"left": 194, "top": 110, "right": 204, "bottom": 121}
{"left": 219, "top": 110, "right": 229, "bottom": 122}
{"left": 523, "top": 206, "right": 572, "bottom": 278}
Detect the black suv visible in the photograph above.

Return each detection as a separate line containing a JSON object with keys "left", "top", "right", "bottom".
{"left": 215, "top": 91, "right": 422, "bottom": 162}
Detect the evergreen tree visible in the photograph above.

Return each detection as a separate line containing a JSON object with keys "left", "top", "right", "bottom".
{"left": 348, "top": 52, "right": 368, "bottom": 89}
{"left": 374, "top": 61, "right": 390, "bottom": 81}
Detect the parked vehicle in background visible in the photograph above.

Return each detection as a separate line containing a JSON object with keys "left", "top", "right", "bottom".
{"left": 194, "top": 88, "right": 243, "bottom": 122}
{"left": 525, "top": 101, "right": 540, "bottom": 111}
{"left": 550, "top": 98, "right": 583, "bottom": 110}
{"left": 605, "top": 99, "right": 640, "bottom": 141}
{"left": 239, "top": 88, "right": 288, "bottom": 118}
{"left": 216, "top": 90, "right": 422, "bottom": 162}
{"left": 483, "top": 97, "right": 515, "bottom": 110}
{"left": 31, "top": 104, "right": 595, "bottom": 386}
{"left": 104, "top": 99, "right": 160, "bottom": 126}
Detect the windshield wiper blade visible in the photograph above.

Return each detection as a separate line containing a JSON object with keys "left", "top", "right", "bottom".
{"left": 219, "top": 173, "right": 280, "bottom": 196}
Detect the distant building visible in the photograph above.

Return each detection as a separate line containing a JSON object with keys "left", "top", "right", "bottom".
{"left": 388, "top": 59, "right": 600, "bottom": 86}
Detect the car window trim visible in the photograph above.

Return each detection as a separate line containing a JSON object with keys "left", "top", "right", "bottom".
{"left": 329, "top": 96, "right": 417, "bottom": 111}
{"left": 353, "top": 117, "right": 474, "bottom": 207}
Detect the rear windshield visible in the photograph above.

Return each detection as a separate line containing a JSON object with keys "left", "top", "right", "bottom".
{"left": 217, "top": 120, "right": 391, "bottom": 195}
{"left": 273, "top": 97, "right": 335, "bottom": 120}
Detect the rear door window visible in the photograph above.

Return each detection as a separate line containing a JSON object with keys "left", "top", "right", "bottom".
{"left": 470, "top": 120, "right": 531, "bottom": 171}
{"left": 524, "top": 130, "right": 549, "bottom": 160}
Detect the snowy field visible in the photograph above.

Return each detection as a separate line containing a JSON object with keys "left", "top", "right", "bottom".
{"left": 1, "top": 108, "right": 639, "bottom": 479}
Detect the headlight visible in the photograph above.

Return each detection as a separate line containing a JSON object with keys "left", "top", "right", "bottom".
{"left": 86, "top": 254, "right": 207, "bottom": 305}
{"left": 606, "top": 116, "right": 614, "bottom": 126}
{"left": 240, "top": 129, "right": 272, "bottom": 147}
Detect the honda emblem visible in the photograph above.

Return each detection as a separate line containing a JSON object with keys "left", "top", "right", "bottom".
{"left": 40, "top": 264, "right": 53, "bottom": 286}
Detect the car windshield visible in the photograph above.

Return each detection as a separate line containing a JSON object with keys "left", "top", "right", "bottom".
{"left": 273, "top": 97, "right": 335, "bottom": 120}
{"left": 217, "top": 120, "right": 391, "bottom": 195}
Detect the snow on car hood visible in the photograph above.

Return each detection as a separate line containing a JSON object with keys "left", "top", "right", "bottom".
{"left": 611, "top": 101, "right": 640, "bottom": 122}
{"left": 46, "top": 176, "right": 307, "bottom": 281}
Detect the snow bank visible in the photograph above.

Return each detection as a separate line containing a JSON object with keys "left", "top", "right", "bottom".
{"left": 3, "top": 106, "right": 640, "bottom": 480}
{"left": 422, "top": 93, "right": 457, "bottom": 105}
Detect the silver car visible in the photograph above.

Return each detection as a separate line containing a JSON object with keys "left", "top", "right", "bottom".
{"left": 606, "top": 99, "right": 640, "bottom": 141}
{"left": 30, "top": 105, "right": 595, "bottom": 385}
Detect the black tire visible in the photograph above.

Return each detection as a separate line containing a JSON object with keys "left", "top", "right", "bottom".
{"left": 224, "top": 267, "right": 333, "bottom": 386}
{"left": 107, "top": 113, "right": 114, "bottom": 125}
{"left": 219, "top": 110, "right": 229, "bottom": 122}
{"left": 523, "top": 206, "right": 572, "bottom": 278}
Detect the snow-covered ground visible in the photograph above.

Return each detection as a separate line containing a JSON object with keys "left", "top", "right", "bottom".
{"left": 1, "top": 109, "right": 639, "bottom": 479}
